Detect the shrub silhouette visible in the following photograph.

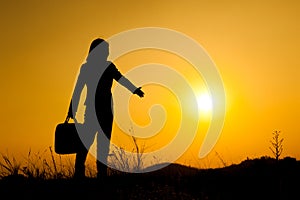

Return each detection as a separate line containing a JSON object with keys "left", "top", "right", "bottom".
{"left": 269, "top": 130, "right": 284, "bottom": 161}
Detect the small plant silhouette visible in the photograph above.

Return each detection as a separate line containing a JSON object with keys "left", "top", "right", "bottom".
{"left": 108, "top": 125, "right": 146, "bottom": 173}
{"left": 269, "top": 130, "right": 284, "bottom": 161}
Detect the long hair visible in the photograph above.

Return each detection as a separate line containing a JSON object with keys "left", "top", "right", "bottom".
{"left": 88, "top": 38, "right": 107, "bottom": 54}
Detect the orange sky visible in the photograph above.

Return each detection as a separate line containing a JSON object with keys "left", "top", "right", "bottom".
{"left": 0, "top": 0, "right": 299, "bottom": 169}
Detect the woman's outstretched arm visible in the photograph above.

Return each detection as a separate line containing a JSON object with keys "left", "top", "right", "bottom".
{"left": 112, "top": 63, "right": 144, "bottom": 98}
{"left": 118, "top": 76, "right": 144, "bottom": 97}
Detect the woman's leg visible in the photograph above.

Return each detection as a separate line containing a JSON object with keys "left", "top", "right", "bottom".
{"left": 96, "top": 108, "right": 113, "bottom": 178}
{"left": 96, "top": 134, "right": 111, "bottom": 177}
{"left": 74, "top": 144, "right": 88, "bottom": 178}
{"left": 74, "top": 122, "right": 96, "bottom": 178}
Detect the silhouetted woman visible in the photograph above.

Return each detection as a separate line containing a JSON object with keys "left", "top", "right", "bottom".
{"left": 67, "top": 38, "right": 144, "bottom": 178}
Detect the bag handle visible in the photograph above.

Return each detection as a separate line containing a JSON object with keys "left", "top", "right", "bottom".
{"left": 64, "top": 116, "right": 70, "bottom": 123}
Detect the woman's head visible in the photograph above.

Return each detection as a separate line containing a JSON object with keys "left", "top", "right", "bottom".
{"left": 87, "top": 38, "right": 109, "bottom": 61}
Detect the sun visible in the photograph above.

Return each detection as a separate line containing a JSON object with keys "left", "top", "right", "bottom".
{"left": 196, "top": 93, "right": 213, "bottom": 113}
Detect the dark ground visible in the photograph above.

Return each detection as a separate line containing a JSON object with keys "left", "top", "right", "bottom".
{"left": 0, "top": 157, "right": 299, "bottom": 200}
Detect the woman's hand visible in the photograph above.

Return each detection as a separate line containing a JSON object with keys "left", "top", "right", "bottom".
{"left": 134, "top": 87, "right": 144, "bottom": 98}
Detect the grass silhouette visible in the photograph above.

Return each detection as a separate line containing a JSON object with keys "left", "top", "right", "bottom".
{"left": 0, "top": 147, "right": 75, "bottom": 179}
{"left": 0, "top": 146, "right": 299, "bottom": 199}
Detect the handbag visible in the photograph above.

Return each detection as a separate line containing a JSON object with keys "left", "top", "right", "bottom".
{"left": 54, "top": 117, "right": 83, "bottom": 154}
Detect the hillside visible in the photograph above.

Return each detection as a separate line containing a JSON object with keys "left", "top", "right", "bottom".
{"left": 0, "top": 156, "right": 299, "bottom": 200}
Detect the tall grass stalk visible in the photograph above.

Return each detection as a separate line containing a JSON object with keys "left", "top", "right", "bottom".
{"left": 0, "top": 147, "right": 75, "bottom": 180}
{"left": 0, "top": 151, "right": 22, "bottom": 177}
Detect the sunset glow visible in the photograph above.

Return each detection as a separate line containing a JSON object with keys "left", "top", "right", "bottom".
{"left": 197, "top": 93, "right": 213, "bottom": 113}
{"left": 0, "top": 1, "right": 299, "bottom": 170}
